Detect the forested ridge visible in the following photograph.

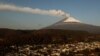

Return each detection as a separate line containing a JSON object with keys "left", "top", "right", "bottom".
{"left": 0, "top": 28, "right": 100, "bottom": 46}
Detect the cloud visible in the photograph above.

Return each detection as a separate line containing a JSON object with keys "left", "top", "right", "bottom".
{"left": 0, "top": 4, "right": 69, "bottom": 17}
{"left": 0, "top": 4, "right": 81, "bottom": 23}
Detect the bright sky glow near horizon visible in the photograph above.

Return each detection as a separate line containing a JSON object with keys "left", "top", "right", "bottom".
{"left": 0, "top": 0, "right": 100, "bottom": 29}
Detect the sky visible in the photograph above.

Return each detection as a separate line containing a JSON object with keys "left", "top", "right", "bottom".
{"left": 0, "top": 0, "right": 100, "bottom": 29}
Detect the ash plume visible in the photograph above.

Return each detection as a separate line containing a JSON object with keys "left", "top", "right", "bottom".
{"left": 0, "top": 4, "right": 69, "bottom": 17}
{"left": 0, "top": 4, "right": 81, "bottom": 22}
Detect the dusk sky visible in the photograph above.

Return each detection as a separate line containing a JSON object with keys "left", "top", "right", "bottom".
{"left": 0, "top": 0, "right": 100, "bottom": 29}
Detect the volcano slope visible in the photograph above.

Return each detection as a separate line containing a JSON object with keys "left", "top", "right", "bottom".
{"left": 44, "top": 17, "right": 100, "bottom": 34}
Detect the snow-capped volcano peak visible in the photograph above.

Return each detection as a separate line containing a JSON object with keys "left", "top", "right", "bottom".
{"left": 44, "top": 16, "right": 100, "bottom": 33}
{"left": 64, "top": 17, "right": 80, "bottom": 23}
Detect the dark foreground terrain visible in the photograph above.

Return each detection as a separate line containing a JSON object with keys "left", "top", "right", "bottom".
{"left": 1, "top": 42, "right": 100, "bottom": 56}
{"left": 0, "top": 28, "right": 100, "bottom": 56}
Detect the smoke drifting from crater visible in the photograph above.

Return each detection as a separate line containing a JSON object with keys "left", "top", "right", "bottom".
{"left": 0, "top": 4, "right": 70, "bottom": 17}
{"left": 0, "top": 4, "right": 81, "bottom": 23}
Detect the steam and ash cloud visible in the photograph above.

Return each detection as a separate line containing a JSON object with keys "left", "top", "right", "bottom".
{"left": 0, "top": 4, "right": 70, "bottom": 17}
{"left": 0, "top": 4, "right": 81, "bottom": 22}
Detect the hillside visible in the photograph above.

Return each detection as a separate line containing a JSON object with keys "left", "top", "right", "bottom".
{"left": 0, "top": 28, "right": 100, "bottom": 46}
{"left": 0, "top": 28, "right": 100, "bottom": 56}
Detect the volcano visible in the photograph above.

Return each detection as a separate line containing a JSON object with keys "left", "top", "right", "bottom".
{"left": 44, "top": 17, "right": 100, "bottom": 33}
